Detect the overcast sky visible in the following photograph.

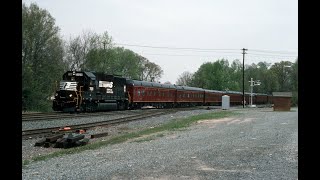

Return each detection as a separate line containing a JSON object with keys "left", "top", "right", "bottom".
{"left": 22, "top": 0, "right": 298, "bottom": 83}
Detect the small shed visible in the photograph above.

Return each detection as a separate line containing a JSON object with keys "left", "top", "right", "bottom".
{"left": 222, "top": 95, "right": 230, "bottom": 110}
{"left": 272, "top": 92, "right": 292, "bottom": 111}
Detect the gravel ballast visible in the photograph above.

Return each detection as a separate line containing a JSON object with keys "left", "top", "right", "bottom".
{"left": 22, "top": 107, "right": 298, "bottom": 179}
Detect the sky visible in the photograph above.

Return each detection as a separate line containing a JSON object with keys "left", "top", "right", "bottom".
{"left": 22, "top": 0, "right": 298, "bottom": 84}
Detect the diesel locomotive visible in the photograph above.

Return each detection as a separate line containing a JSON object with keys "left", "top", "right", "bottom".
{"left": 52, "top": 71, "right": 128, "bottom": 112}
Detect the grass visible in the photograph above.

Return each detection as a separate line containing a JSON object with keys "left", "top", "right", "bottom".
{"left": 23, "top": 110, "right": 238, "bottom": 166}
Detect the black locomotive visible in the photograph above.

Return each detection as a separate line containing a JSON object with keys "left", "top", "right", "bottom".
{"left": 52, "top": 71, "right": 128, "bottom": 112}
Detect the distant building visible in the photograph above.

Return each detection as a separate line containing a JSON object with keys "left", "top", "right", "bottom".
{"left": 272, "top": 92, "right": 292, "bottom": 111}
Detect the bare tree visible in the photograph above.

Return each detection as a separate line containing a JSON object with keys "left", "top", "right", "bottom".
{"left": 65, "top": 30, "right": 113, "bottom": 71}
{"left": 176, "top": 71, "right": 193, "bottom": 86}
{"left": 140, "top": 58, "right": 163, "bottom": 82}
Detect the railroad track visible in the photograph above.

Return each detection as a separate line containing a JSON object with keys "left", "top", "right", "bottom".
{"left": 21, "top": 106, "right": 213, "bottom": 121}
{"left": 22, "top": 107, "right": 208, "bottom": 139}
{"left": 22, "top": 110, "right": 140, "bottom": 121}
{"left": 22, "top": 110, "right": 173, "bottom": 139}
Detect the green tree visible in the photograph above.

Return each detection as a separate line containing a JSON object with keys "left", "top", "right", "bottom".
{"left": 269, "top": 61, "right": 293, "bottom": 92}
{"left": 290, "top": 59, "right": 298, "bottom": 92}
{"left": 290, "top": 59, "right": 298, "bottom": 106}
{"left": 192, "top": 59, "right": 231, "bottom": 91}
{"left": 191, "top": 62, "right": 213, "bottom": 88}
{"left": 229, "top": 59, "right": 242, "bottom": 91}
{"left": 105, "top": 47, "right": 142, "bottom": 80}
{"left": 22, "top": 3, "right": 66, "bottom": 111}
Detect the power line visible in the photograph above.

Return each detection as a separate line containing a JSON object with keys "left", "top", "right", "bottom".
{"left": 115, "top": 42, "right": 297, "bottom": 55}
{"left": 142, "top": 52, "right": 243, "bottom": 57}
{"left": 249, "top": 49, "right": 297, "bottom": 54}
{"left": 116, "top": 43, "right": 240, "bottom": 51}
{"left": 247, "top": 53, "right": 297, "bottom": 58}
{"left": 133, "top": 52, "right": 297, "bottom": 58}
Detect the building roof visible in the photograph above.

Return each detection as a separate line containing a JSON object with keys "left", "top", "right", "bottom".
{"left": 272, "top": 92, "right": 292, "bottom": 97}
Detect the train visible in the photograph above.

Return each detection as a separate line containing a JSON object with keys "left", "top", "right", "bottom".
{"left": 52, "top": 71, "right": 273, "bottom": 112}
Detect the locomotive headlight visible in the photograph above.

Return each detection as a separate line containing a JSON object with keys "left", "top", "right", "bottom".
{"left": 69, "top": 94, "right": 73, "bottom": 97}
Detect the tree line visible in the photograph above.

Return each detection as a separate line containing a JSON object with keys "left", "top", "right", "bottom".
{"left": 176, "top": 59, "right": 298, "bottom": 106}
{"left": 22, "top": 3, "right": 298, "bottom": 112}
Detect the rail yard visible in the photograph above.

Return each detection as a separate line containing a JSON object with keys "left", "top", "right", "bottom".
{"left": 22, "top": 107, "right": 219, "bottom": 160}
{"left": 22, "top": 107, "right": 298, "bottom": 179}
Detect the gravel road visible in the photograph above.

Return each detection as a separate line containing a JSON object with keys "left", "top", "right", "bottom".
{"left": 22, "top": 107, "right": 298, "bottom": 180}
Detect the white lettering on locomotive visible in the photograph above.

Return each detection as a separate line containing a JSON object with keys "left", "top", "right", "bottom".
{"left": 99, "top": 81, "right": 113, "bottom": 88}
{"left": 106, "top": 89, "right": 113, "bottom": 94}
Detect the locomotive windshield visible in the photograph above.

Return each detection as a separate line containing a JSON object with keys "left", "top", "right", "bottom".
{"left": 63, "top": 72, "right": 85, "bottom": 82}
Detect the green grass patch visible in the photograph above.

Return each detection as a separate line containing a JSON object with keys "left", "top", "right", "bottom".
{"left": 24, "top": 110, "right": 238, "bottom": 166}
{"left": 22, "top": 160, "right": 30, "bottom": 166}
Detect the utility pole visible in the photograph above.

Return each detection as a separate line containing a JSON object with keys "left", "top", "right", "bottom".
{"left": 242, "top": 48, "right": 248, "bottom": 108}
{"left": 249, "top": 78, "right": 261, "bottom": 107}
{"left": 249, "top": 78, "right": 254, "bottom": 107}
